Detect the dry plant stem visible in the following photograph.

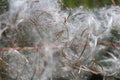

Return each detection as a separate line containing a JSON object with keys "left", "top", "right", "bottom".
{"left": 111, "top": 0, "right": 116, "bottom": 5}
{"left": 15, "top": 71, "right": 20, "bottom": 80}
{"left": 103, "top": 76, "right": 107, "bottom": 80}
{"left": 79, "top": 33, "right": 89, "bottom": 59}
{"left": 0, "top": 57, "right": 7, "bottom": 65}
{"left": 54, "top": 30, "right": 64, "bottom": 41}
{"left": 61, "top": 48, "right": 72, "bottom": 61}
{"left": 0, "top": 46, "right": 41, "bottom": 51}
{"left": 79, "top": 65, "right": 101, "bottom": 75}
{"left": 31, "top": 49, "right": 40, "bottom": 80}
{"left": 81, "top": 28, "right": 88, "bottom": 37}
{"left": 68, "top": 62, "right": 100, "bottom": 75}
{"left": 91, "top": 59, "right": 104, "bottom": 71}
{"left": 29, "top": 18, "right": 43, "bottom": 39}
{"left": 0, "top": 41, "right": 119, "bottom": 51}
{"left": 69, "top": 72, "right": 76, "bottom": 79}
{"left": 70, "top": 28, "right": 89, "bottom": 56}
{"left": 15, "top": 28, "right": 26, "bottom": 47}
{"left": 78, "top": 37, "right": 89, "bottom": 59}
{"left": 0, "top": 27, "right": 8, "bottom": 38}
{"left": 107, "top": 72, "right": 117, "bottom": 77}
{"left": 73, "top": 67, "right": 82, "bottom": 80}
{"left": 65, "top": 28, "right": 69, "bottom": 46}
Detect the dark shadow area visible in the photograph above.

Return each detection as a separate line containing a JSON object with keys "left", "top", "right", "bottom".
{"left": 89, "top": 74, "right": 103, "bottom": 80}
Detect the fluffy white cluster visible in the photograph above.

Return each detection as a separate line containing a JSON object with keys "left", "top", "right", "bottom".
{"left": 0, "top": 0, "right": 120, "bottom": 80}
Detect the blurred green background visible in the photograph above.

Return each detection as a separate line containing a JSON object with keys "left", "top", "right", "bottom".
{"left": 0, "top": 0, "right": 8, "bottom": 14}
{"left": 62, "top": 0, "right": 120, "bottom": 8}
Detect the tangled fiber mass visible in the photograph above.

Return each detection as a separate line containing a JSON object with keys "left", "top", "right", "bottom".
{"left": 0, "top": 0, "right": 120, "bottom": 80}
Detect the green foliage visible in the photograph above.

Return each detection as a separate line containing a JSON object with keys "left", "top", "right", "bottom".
{"left": 111, "top": 28, "right": 120, "bottom": 38}
{"left": 62, "top": 0, "right": 80, "bottom": 8}
{"left": 109, "top": 28, "right": 120, "bottom": 42}
{"left": 0, "top": 0, "right": 8, "bottom": 14}
{"left": 62, "top": 0, "right": 120, "bottom": 9}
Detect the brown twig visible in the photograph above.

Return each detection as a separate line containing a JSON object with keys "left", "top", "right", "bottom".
{"left": 0, "top": 46, "right": 41, "bottom": 51}
{"left": 111, "top": 0, "right": 116, "bottom": 5}
{"left": 0, "top": 40, "right": 119, "bottom": 51}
